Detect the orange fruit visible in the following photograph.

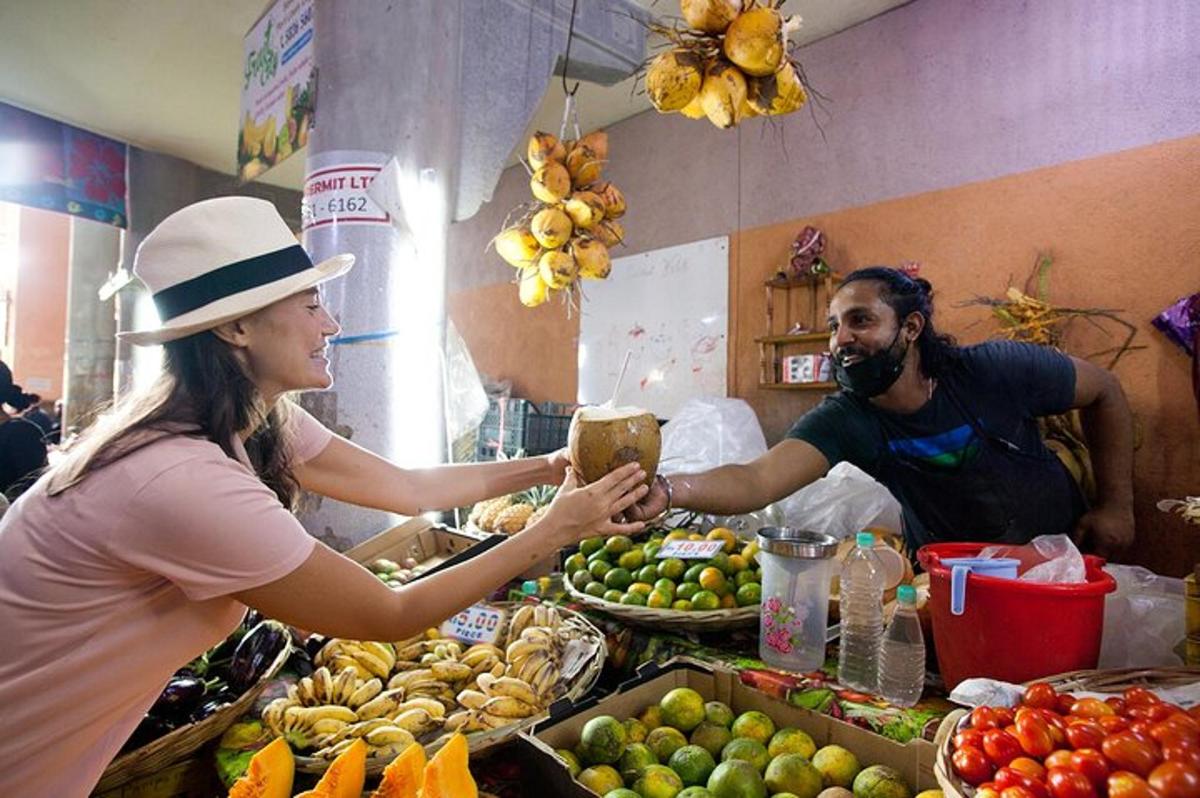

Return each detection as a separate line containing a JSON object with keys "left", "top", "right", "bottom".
{"left": 698, "top": 567, "right": 726, "bottom": 593}
{"left": 706, "top": 527, "right": 737, "bottom": 553}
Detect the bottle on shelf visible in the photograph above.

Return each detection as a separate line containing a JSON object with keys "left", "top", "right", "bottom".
{"left": 877, "top": 584, "right": 925, "bottom": 707}
{"left": 837, "top": 531, "right": 885, "bottom": 692}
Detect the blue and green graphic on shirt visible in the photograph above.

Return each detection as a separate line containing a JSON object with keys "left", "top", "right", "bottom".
{"left": 887, "top": 424, "right": 982, "bottom": 468}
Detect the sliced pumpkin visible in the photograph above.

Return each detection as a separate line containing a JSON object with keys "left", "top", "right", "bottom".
{"left": 419, "top": 733, "right": 476, "bottom": 798}
{"left": 294, "top": 738, "right": 367, "bottom": 798}
{"left": 370, "top": 741, "right": 426, "bottom": 798}
{"left": 227, "top": 737, "right": 293, "bottom": 798}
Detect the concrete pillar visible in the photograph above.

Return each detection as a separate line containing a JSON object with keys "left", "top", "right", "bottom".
{"left": 63, "top": 218, "right": 119, "bottom": 431}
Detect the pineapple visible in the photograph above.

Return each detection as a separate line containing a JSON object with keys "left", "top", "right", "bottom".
{"left": 524, "top": 504, "right": 551, "bottom": 531}
{"left": 494, "top": 503, "right": 535, "bottom": 535}
{"left": 474, "top": 496, "right": 514, "bottom": 532}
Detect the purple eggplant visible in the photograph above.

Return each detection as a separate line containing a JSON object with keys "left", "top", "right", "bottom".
{"left": 228, "top": 620, "right": 290, "bottom": 693}
{"left": 148, "top": 676, "right": 207, "bottom": 720}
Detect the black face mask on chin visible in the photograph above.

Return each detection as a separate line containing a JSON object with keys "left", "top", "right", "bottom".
{"left": 832, "top": 328, "right": 910, "bottom": 398}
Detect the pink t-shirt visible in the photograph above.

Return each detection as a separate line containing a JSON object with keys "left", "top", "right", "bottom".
{"left": 0, "top": 407, "right": 332, "bottom": 797}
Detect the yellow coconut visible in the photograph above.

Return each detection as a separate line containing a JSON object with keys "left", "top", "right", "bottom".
{"left": 518, "top": 266, "right": 551, "bottom": 308}
{"left": 566, "top": 145, "right": 604, "bottom": 188}
{"left": 531, "top": 206, "right": 574, "bottom": 249}
{"left": 679, "top": 93, "right": 706, "bottom": 119}
{"left": 700, "top": 60, "right": 748, "bottom": 129}
{"left": 527, "top": 130, "right": 566, "bottom": 169}
{"left": 680, "top": 0, "right": 741, "bottom": 34}
{"left": 568, "top": 405, "right": 661, "bottom": 487}
{"left": 594, "top": 219, "right": 625, "bottom": 248}
{"left": 493, "top": 225, "right": 541, "bottom": 268}
{"left": 530, "top": 162, "right": 571, "bottom": 203}
{"left": 593, "top": 181, "right": 626, "bottom": 219}
{"left": 564, "top": 191, "right": 606, "bottom": 230}
{"left": 572, "top": 237, "right": 612, "bottom": 280}
{"left": 538, "top": 249, "right": 578, "bottom": 290}
{"left": 645, "top": 49, "right": 704, "bottom": 112}
{"left": 576, "top": 130, "right": 609, "bottom": 162}
{"left": 747, "top": 61, "right": 807, "bottom": 115}
{"left": 723, "top": 6, "right": 787, "bottom": 77}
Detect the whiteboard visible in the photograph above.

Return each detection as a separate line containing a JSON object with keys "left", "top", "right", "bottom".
{"left": 578, "top": 236, "right": 729, "bottom": 418}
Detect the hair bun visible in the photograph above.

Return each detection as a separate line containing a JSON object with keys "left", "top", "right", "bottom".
{"left": 913, "top": 277, "right": 933, "bottom": 295}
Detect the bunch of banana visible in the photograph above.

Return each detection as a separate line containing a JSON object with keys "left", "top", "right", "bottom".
{"left": 386, "top": 636, "right": 507, "bottom": 713}
{"left": 444, "top": 673, "right": 545, "bottom": 733}
{"left": 313, "top": 639, "right": 396, "bottom": 681}
{"left": 507, "top": 603, "right": 562, "bottom": 639}
{"left": 261, "top": 689, "right": 444, "bottom": 759}
{"left": 504, "top": 624, "right": 562, "bottom": 697}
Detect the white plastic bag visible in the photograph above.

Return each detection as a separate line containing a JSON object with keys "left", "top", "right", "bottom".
{"left": 775, "top": 462, "right": 903, "bottom": 541}
{"left": 979, "top": 534, "right": 1086, "bottom": 583}
{"left": 1098, "top": 564, "right": 1185, "bottom": 668}
{"left": 442, "top": 321, "right": 489, "bottom": 448}
{"left": 658, "top": 397, "right": 768, "bottom": 475}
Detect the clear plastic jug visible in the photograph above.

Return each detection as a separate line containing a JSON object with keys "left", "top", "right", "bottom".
{"left": 756, "top": 527, "right": 839, "bottom": 672}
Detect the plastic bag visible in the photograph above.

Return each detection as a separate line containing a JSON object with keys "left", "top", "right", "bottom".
{"left": 658, "top": 397, "right": 768, "bottom": 475}
{"left": 1098, "top": 564, "right": 1185, "bottom": 668}
{"left": 978, "top": 534, "right": 1086, "bottom": 583}
{"left": 775, "top": 462, "right": 903, "bottom": 541}
{"left": 442, "top": 321, "right": 489, "bottom": 449}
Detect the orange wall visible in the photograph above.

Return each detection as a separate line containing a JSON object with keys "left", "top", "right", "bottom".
{"left": 448, "top": 136, "right": 1200, "bottom": 575}
{"left": 11, "top": 207, "right": 69, "bottom": 400}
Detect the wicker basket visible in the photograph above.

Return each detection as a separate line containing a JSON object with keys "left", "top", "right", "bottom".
{"left": 95, "top": 642, "right": 291, "bottom": 792}
{"left": 565, "top": 580, "right": 760, "bottom": 632}
{"left": 933, "top": 667, "right": 1200, "bottom": 798}
{"left": 294, "top": 602, "right": 607, "bottom": 777}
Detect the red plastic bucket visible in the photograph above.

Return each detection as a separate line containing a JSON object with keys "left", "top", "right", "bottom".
{"left": 917, "top": 542, "right": 1116, "bottom": 689}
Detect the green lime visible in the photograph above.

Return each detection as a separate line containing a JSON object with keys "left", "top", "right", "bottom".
{"left": 618, "top": 549, "right": 646, "bottom": 570}
{"left": 691, "top": 721, "right": 733, "bottom": 757}
{"left": 666, "top": 529, "right": 690, "bottom": 540}
{"left": 730, "top": 712, "right": 776, "bottom": 746}
{"left": 604, "top": 790, "right": 641, "bottom": 798}
{"left": 678, "top": 788, "right": 716, "bottom": 798}
{"left": 768, "top": 728, "right": 817, "bottom": 760}
{"left": 638, "top": 565, "right": 662, "bottom": 583}
{"left": 644, "top": 542, "right": 662, "bottom": 560}
{"left": 604, "top": 589, "right": 625, "bottom": 603}
{"left": 620, "top": 591, "right": 648, "bottom": 606}
{"left": 709, "top": 552, "right": 732, "bottom": 574}
{"left": 646, "top": 725, "right": 690, "bottom": 761}
{"left": 624, "top": 717, "right": 649, "bottom": 744}
{"left": 734, "top": 570, "right": 759, "bottom": 588}
{"left": 605, "top": 567, "right": 634, "bottom": 591}
{"left": 578, "top": 764, "right": 624, "bottom": 794}
{"left": 707, "top": 759, "right": 767, "bottom": 798}
{"left": 676, "top": 582, "right": 702, "bottom": 601}
{"left": 764, "top": 754, "right": 823, "bottom": 798}
{"left": 670, "top": 745, "right": 718, "bottom": 786}
{"left": 735, "top": 582, "right": 761, "bottom": 607}
{"left": 629, "top": 581, "right": 654, "bottom": 596}
{"left": 556, "top": 748, "right": 583, "bottom": 777}
{"left": 704, "top": 702, "right": 735, "bottom": 728}
{"left": 634, "top": 764, "right": 685, "bottom": 798}
{"left": 720, "top": 737, "right": 770, "bottom": 773}
{"left": 589, "top": 560, "right": 613, "bottom": 580}
{"left": 851, "top": 764, "right": 911, "bottom": 798}
{"left": 619, "top": 742, "right": 659, "bottom": 784}
{"left": 639, "top": 704, "right": 664, "bottom": 730}
{"left": 580, "top": 537, "right": 605, "bottom": 557}
{"left": 564, "top": 552, "right": 587, "bottom": 575}
{"left": 691, "top": 590, "right": 720, "bottom": 611}
{"left": 580, "top": 715, "right": 628, "bottom": 765}
{"left": 672, "top": 599, "right": 693, "bottom": 611}
{"left": 588, "top": 548, "right": 612, "bottom": 565}
{"left": 571, "top": 569, "right": 594, "bottom": 591}
{"left": 811, "top": 744, "right": 861, "bottom": 788}
{"left": 684, "top": 563, "right": 706, "bottom": 583}
{"left": 647, "top": 589, "right": 674, "bottom": 608}
{"left": 658, "top": 558, "right": 687, "bottom": 580}
{"left": 654, "top": 578, "right": 677, "bottom": 597}
{"left": 605, "top": 535, "right": 634, "bottom": 555}
{"left": 660, "top": 687, "right": 706, "bottom": 732}
{"left": 585, "top": 581, "right": 607, "bottom": 598}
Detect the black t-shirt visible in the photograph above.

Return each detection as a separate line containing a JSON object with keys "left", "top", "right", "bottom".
{"left": 787, "top": 340, "right": 1083, "bottom": 548}
{"left": 0, "top": 416, "right": 48, "bottom": 498}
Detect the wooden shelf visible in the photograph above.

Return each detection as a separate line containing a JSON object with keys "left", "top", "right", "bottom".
{"left": 758, "top": 381, "right": 838, "bottom": 391}
{"left": 764, "top": 273, "right": 843, "bottom": 289}
{"left": 755, "top": 332, "right": 831, "bottom": 345}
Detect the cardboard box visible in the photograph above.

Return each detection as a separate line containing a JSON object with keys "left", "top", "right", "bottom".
{"left": 345, "top": 517, "right": 504, "bottom": 580}
{"left": 529, "top": 658, "right": 938, "bottom": 795}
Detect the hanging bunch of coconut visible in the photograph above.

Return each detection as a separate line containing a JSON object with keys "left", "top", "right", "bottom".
{"left": 643, "top": 0, "right": 808, "bottom": 129}
{"left": 490, "top": 128, "right": 627, "bottom": 308}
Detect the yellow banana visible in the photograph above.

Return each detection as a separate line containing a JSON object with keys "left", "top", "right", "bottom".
{"left": 405, "top": 679, "right": 452, "bottom": 696}
{"left": 391, "top": 707, "right": 436, "bottom": 734}
{"left": 531, "top": 658, "right": 559, "bottom": 699}
{"left": 342, "top": 645, "right": 392, "bottom": 679}
{"left": 356, "top": 692, "right": 403, "bottom": 720}
{"left": 520, "top": 626, "right": 556, "bottom": 645}
{"left": 331, "top": 655, "right": 371, "bottom": 681}
{"left": 484, "top": 676, "right": 540, "bottom": 705}
{"left": 360, "top": 641, "right": 397, "bottom": 670}
{"left": 311, "top": 717, "right": 350, "bottom": 737}
{"left": 333, "top": 668, "right": 359, "bottom": 704}
{"left": 431, "top": 661, "right": 474, "bottom": 683}
{"left": 314, "top": 737, "right": 357, "bottom": 759}
{"left": 481, "top": 696, "right": 538, "bottom": 719}
{"left": 506, "top": 639, "right": 550, "bottom": 663}
{"left": 365, "top": 725, "right": 417, "bottom": 746}
{"left": 479, "top": 711, "right": 514, "bottom": 729}
{"left": 508, "top": 605, "right": 536, "bottom": 639}
{"left": 444, "top": 710, "right": 473, "bottom": 732}
{"left": 456, "top": 689, "right": 488, "bottom": 710}
{"left": 313, "top": 666, "right": 334, "bottom": 703}
{"left": 388, "top": 668, "right": 433, "bottom": 691}
{"left": 297, "top": 676, "right": 317, "bottom": 705}
{"left": 346, "top": 718, "right": 394, "bottom": 738}
{"left": 298, "top": 704, "right": 359, "bottom": 724}
{"left": 471, "top": 656, "right": 500, "bottom": 678}
{"left": 346, "top": 677, "right": 383, "bottom": 708}
{"left": 261, "top": 697, "right": 294, "bottom": 735}
{"left": 397, "top": 696, "right": 446, "bottom": 718}
{"left": 463, "top": 643, "right": 504, "bottom": 663}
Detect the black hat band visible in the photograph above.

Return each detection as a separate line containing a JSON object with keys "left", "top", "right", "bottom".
{"left": 152, "top": 244, "right": 314, "bottom": 321}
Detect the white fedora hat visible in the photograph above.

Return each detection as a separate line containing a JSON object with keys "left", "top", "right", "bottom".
{"left": 119, "top": 196, "right": 354, "bottom": 346}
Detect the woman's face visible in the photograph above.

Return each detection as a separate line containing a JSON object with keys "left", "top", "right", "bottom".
{"left": 235, "top": 288, "right": 340, "bottom": 400}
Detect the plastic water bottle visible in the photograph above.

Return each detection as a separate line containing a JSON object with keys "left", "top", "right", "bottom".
{"left": 837, "top": 532, "right": 886, "bottom": 692}
{"left": 878, "top": 584, "right": 925, "bottom": 707}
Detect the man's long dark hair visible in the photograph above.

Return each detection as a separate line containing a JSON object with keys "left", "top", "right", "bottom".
{"left": 46, "top": 331, "right": 300, "bottom": 508}
{"left": 839, "top": 266, "right": 960, "bottom": 378}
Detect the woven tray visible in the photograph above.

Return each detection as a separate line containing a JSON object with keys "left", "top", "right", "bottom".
{"left": 95, "top": 642, "right": 291, "bottom": 792}
{"left": 294, "top": 602, "right": 607, "bottom": 777}
{"left": 565, "top": 580, "right": 760, "bottom": 632}
{"left": 933, "top": 667, "right": 1200, "bottom": 798}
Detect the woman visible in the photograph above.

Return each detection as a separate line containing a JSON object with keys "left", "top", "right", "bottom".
{"left": 0, "top": 360, "right": 48, "bottom": 498}
{"left": 0, "top": 197, "right": 648, "bottom": 796}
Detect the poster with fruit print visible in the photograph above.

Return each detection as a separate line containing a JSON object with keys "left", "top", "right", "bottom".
{"left": 238, "top": 0, "right": 314, "bottom": 182}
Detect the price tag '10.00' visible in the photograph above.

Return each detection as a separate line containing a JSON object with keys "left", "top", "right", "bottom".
{"left": 440, "top": 604, "right": 506, "bottom": 645}
{"left": 655, "top": 539, "right": 725, "bottom": 560}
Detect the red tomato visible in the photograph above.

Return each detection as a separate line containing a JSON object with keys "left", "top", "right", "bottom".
{"left": 1045, "top": 751, "right": 1076, "bottom": 771}
{"left": 1047, "top": 766, "right": 1099, "bottom": 798}
{"left": 986, "top": 729, "right": 1027, "bottom": 767}
{"left": 1025, "top": 683, "right": 1061, "bottom": 711}
{"left": 1148, "top": 761, "right": 1200, "bottom": 798}
{"left": 1070, "top": 749, "right": 1111, "bottom": 789}
{"left": 1103, "top": 733, "right": 1163, "bottom": 778}
{"left": 1011, "top": 758, "right": 1049, "bottom": 780}
{"left": 996, "top": 708, "right": 1017, "bottom": 727}
{"left": 957, "top": 729, "right": 987, "bottom": 750}
{"left": 1162, "top": 743, "right": 1200, "bottom": 771}
{"left": 1109, "top": 771, "right": 1157, "bottom": 798}
{"left": 955, "top": 746, "right": 997, "bottom": 786}
{"left": 1125, "top": 688, "right": 1162, "bottom": 708}
{"left": 996, "top": 767, "right": 1051, "bottom": 798}
{"left": 977, "top": 786, "right": 1003, "bottom": 798}
{"left": 1101, "top": 716, "right": 1131, "bottom": 734}
{"left": 1108, "top": 697, "right": 1129, "bottom": 715}
{"left": 1073, "top": 699, "right": 1117, "bottom": 719}
{"left": 1017, "top": 715, "right": 1057, "bottom": 758}
{"left": 974, "top": 707, "right": 1002, "bottom": 731}
{"left": 1003, "top": 787, "right": 1039, "bottom": 798}
{"left": 1058, "top": 694, "right": 1081, "bottom": 716}
{"left": 1130, "top": 720, "right": 1158, "bottom": 743}
{"left": 1066, "top": 720, "right": 1107, "bottom": 751}
{"left": 1151, "top": 705, "right": 1188, "bottom": 723}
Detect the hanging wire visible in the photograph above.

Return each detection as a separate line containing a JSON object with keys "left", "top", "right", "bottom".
{"left": 561, "top": 0, "right": 581, "bottom": 97}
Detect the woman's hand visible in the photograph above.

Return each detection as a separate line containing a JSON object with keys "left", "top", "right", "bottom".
{"left": 538, "top": 462, "right": 648, "bottom": 546}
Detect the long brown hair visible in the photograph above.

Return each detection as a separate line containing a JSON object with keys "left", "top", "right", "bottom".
{"left": 46, "top": 331, "right": 300, "bottom": 508}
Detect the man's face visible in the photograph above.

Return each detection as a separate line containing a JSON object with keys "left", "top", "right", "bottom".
{"left": 827, "top": 280, "right": 903, "bottom": 365}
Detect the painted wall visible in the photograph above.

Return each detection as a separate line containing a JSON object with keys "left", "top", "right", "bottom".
{"left": 9, "top": 206, "right": 69, "bottom": 400}
{"left": 444, "top": 0, "right": 1200, "bottom": 573}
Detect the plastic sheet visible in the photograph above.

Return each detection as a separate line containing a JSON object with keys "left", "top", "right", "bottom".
{"left": 658, "top": 397, "right": 768, "bottom": 476}
{"left": 776, "top": 462, "right": 904, "bottom": 542}
{"left": 442, "top": 321, "right": 489, "bottom": 448}
{"left": 978, "top": 534, "right": 1086, "bottom": 583}
{"left": 1098, "top": 564, "right": 1186, "bottom": 668}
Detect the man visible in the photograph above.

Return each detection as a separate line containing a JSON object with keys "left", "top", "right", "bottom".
{"left": 631, "top": 267, "right": 1135, "bottom": 558}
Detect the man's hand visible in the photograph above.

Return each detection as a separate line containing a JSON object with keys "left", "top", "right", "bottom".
{"left": 545, "top": 448, "right": 572, "bottom": 481}
{"left": 623, "top": 474, "right": 671, "bottom": 522}
{"left": 1073, "top": 503, "right": 1135, "bottom": 560}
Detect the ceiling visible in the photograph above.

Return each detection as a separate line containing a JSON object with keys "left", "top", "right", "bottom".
{"left": 0, "top": 0, "right": 907, "bottom": 192}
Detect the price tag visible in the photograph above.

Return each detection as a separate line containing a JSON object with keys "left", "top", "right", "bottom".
{"left": 440, "top": 604, "right": 507, "bottom": 645}
{"left": 656, "top": 539, "right": 724, "bottom": 560}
